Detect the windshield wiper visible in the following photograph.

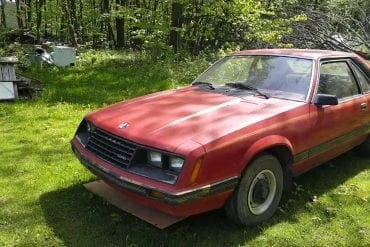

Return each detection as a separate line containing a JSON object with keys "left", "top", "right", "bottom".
{"left": 225, "top": 82, "right": 269, "bottom": 99}
{"left": 192, "top": 81, "right": 215, "bottom": 90}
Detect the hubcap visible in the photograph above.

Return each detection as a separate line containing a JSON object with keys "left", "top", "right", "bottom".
{"left": 247, "top": 169, "right": 277, "bottom": 215}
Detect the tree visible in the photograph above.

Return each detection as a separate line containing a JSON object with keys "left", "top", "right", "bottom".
{"left": 115, "top": 0, "right": 125, "bottom": 48}
{"left": 36, "top": 0, "right": 44, "bottom": 41}
{"left": 62, "top": 0, "right": 78, "bottom": 47}
{"left": 15, "top": 0, "right": 24, "bottom": 29}
{"left": 0, "top": 0, "right": 6, "bottom": 28}
{"left": 25, "top": 0, "right": 32, "bottom": 28}
{"left": 169, "top": 1, "right": 182, "bottom": 52}
{"left": 5, "top": 0, "right": 367, "bottom": 57}
{"left": 283, "top": 0, "right": 369, "bottom": 57}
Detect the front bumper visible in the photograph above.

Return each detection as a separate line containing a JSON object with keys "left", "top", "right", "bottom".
{"left": 72, "top": 140, "right": 239, "bottom": 206}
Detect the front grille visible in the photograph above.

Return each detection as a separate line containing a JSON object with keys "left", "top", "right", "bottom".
{"left": 86, "top": 128, "right": 137, "bottom": 168}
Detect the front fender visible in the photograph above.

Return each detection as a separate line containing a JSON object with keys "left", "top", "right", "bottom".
{"left": 241, "top": 135, "right": 293, "bottom": 169}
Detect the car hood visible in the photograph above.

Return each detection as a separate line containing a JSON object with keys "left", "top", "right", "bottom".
{"left": 87, "top": 87, "right": 305, "bottom": 152}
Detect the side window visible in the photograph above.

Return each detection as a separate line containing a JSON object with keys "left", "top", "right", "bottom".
{"left": 318, "top": 62, "right": 360, "bottom": 99}
{"left": 351, "top": 63, "right": 370, "bottom": 93}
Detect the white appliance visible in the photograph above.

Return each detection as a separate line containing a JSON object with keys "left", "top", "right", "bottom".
{"left": 51, "top": 46, "right": 76, "bottom": 67}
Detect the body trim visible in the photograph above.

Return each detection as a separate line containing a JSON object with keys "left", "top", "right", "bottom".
{"left": 72, "top": 145, "right": 239, "bottom": 205}
{"left": 294, "top": 124, "right": 370, "bottom": 163}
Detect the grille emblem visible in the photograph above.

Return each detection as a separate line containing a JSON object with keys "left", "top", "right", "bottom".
{"left": 116, "top": 154, "right": 129, "bottom": 161}
{"left": 118, "top": 122, "right": 129, "bottom": 129}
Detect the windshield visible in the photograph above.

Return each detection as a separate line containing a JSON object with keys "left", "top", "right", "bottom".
{"left": 193, "top": 55, "right": 314, "bottom": 101}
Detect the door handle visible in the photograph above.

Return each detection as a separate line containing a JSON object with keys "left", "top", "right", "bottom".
{"left": 360, "top": 102, "right": 368, "bottom": 110}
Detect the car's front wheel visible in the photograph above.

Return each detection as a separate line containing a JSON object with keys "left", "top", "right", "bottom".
{"left": 226, "top": 154, "right": 283, "bottom": 226}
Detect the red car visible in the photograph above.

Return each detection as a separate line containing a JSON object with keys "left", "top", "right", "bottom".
{"left": 71, "top": 49, "right": 370, "bottom": 225}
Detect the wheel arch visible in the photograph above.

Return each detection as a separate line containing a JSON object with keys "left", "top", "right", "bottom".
{"left": 241, "top": 135, "right": 294, "bottom": 191}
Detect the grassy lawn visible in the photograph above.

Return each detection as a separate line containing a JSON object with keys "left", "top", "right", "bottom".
{"left": 0, "top": 51, "right": 369, "bottom": 247}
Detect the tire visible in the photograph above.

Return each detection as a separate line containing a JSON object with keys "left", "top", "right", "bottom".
{"left": 358, "top": 136, "right": 370, "bottom": 155}
{"left": 225, "top": 154, "right": 283, "bottom": 226}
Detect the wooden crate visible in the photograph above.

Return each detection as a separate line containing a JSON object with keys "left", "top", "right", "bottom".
{"left": 0, "top": 57, "right": 18, "bottom": 81}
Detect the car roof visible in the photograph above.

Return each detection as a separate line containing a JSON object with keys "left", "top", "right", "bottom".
{"left": 234, "top": 49, "right": 356, "bottom": 60}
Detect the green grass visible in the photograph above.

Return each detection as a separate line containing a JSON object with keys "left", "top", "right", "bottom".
{"left": 0, "top": 51, "right": 369, "bottom": 247}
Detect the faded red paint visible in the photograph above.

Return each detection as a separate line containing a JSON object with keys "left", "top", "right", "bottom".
{"left": 71, "top": 49, "right": 370, "bottom": 217}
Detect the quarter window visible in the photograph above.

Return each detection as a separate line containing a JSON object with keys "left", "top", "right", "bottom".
{"left": 351, "top": 63, "right": 370, "bottom": 92}
{"left": 318, "top": 62, "right": 360, "bottom": 99}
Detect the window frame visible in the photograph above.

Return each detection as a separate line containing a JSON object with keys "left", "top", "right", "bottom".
{"left": 348, "top": 60, "right": 370, "bottom": 94}
{"left": 315, "top": 58, "right": 363, "bottom": 103}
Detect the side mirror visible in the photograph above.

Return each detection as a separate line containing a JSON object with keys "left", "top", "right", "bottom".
{"left": 314, "top": 94, "right": 338, "bottom": 106}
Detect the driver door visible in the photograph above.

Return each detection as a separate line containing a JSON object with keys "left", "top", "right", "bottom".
{"left": 307, "top": 59, "right": 368, "bottom": 164}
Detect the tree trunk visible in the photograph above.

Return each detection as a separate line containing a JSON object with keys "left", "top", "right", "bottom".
{"left": 152, "top": 0, "right": 158, "bottom": 26}
{"left": 36, "top": 0, "right": 43, "bottom": 41}
{"left": 115, "top": 0, "right": 125, "bottom": 48}
{"left": 25, "top": 0, "right": 32, "bottom": 28}
{"left": 0, "top": 0, "right": 6, "bottom": 28}
{"left": 101, "top": 0, "right": 115, "bottom": 47}
{"left": 107, "top": 22, "right": 115, "bottom": 48}
{"left": 78, "top": 0, "right": 84, "bottom": 44}
{"left": 15, "top": 0, "right": 24, "bottom": 29}
{"left": 169, "top": 1, "right": 183, "bottom": 52}
{"left": 70, "top": 0, "right": 81, "bottom": 44}
{"left": 92, "top": 0, "right": 98, "bottom": 47}
{"left": 43, "top": 0, "right": 47, "bottom": 37}
{"left": 62, "top": 0, "right": 78, "bottom": 47}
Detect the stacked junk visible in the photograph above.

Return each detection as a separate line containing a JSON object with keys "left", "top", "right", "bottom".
{"left": 0, "top": 45, "right": 76, "bottom": 100}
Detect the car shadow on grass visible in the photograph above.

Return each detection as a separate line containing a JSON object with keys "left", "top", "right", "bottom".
{"left": 39, "top": 151, "right": 369, "bottom": 247}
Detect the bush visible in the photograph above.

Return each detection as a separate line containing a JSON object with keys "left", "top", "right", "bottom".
{"left": 0, "top": 28, "right": 22, "bottom": 47}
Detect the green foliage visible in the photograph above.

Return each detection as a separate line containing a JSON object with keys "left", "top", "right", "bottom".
{"left": 4, "top": 43, "right": 30, "bottom": 67}
{"left": 2, "top": 0, "right": 368, "bottom": 56}
{"left": 179, "top": 0, "right": 304, "bottom": 51}
{"left": 6, "top": 0, "right": 307, "bottom": 53}
{"left": 0, "top": 39, "right": 31, "bottom": 71}
{"left": 0, "top": 28, "right": 21, "bottom": 47}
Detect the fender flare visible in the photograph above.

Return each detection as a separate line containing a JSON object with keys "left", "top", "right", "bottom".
{"left": 241, "top": 135, "right": 294, "bottom": 171}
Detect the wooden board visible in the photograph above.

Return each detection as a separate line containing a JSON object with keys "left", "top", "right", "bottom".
{"left": 0, "top": 64, "right": 16, "bottom": 81}
{"left": 84, "top": 180, "right": 186, "bottom": 229}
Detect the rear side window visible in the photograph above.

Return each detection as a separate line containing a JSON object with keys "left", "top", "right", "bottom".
{"left": 351, "top": 63, "right": 370, "bottom": 92}
{"left": 318, "top": 62, "right": 360, "bottom": 99}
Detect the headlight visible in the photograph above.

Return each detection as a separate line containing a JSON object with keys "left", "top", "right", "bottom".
{"left": 148, "top": 151, "right": 163, "bottom": 168}
{"left": 145, "top": 150, "right": 185, "bottom": 172}
{"left": 169, "top": 156, "right": 185, "bottom": 172}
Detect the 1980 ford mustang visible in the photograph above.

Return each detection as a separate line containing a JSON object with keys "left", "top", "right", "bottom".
{"left": 71, "top": 49, "right": 370, "bottom": 225}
